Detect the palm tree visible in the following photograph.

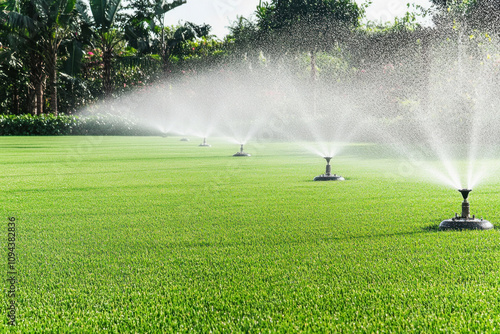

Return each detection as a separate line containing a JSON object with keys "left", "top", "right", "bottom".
{"left": 164, "top": 22, "right": 211, "bottom": 73}
{"left": 0, "top": 34, "right": 27, "bottom": 114}
{"left": 89, "top": 0, "right": 122, "bottom": 97}
{"left": 1, "top": 0, "right": 77, "bottom": 115}
{"left": 1, "top": 0, "right": 44, "bottom": 114}
{"left": 256, "top": 0, "right": 362, "bottom": 81}
{"left": 124, "top": 0, "right": 188, "bottom": 74}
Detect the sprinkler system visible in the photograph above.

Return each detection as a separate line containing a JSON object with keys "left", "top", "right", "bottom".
{"left": 439, "top": 189, "right": 493, "bottom": 230}
{"left": 199, "top": 138, "right": 211, "bottom": 147}
{"left": 233, "top": 144, "right": 251, "bottom": 157}
{"left": 313, "top": 157, "right": 344, "bottom": 181}
{"left": 180, "top": 138, "right": 189, "bottom": 142}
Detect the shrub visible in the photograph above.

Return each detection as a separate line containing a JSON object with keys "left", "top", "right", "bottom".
{"left": 0, "top": 114, "right": 160, "bottom": 136}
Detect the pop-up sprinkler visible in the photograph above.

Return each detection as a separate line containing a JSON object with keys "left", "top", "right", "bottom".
{"left": 313, "top": 157, "right": 344, "bottom": 181}
{"left": 439, "top": 189, "right": 493, "bottom": 230}
{"left": 233, "top": 144, "right": 251, "bottom": 157}
{"left": 199, "top": 138, "right": 211, "bottom": 147}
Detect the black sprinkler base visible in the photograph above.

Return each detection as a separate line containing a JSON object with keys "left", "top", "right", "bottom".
{"left": 313, "top": 174, "right": 345, "bottom": 181}
{"left": 233, "top": 152, "right": 251, "bottom": 157}
{"left": 439, "top": 218, "right": 493, "bottom": 230}
{"left": 199, "top": 144, "right": 211, "bottom": 147}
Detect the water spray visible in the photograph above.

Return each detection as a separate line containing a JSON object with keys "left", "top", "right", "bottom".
{"left": 233, "top": 144, "right": 251, "bottom": 157}
{"left": 439, "top": 189, "right": 493, "bottom": 230}
{"left": 313, "top": 157, "right": 344, "bottom": 181}
{"left": 199, "top": 137, "right": 211, "bottom": 147}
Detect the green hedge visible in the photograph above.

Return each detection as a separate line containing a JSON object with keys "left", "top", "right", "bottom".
{"left": 0, "top": 114, "right": 160, "bottom": 136}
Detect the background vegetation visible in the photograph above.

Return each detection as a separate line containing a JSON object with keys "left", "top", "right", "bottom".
{"left": 0, "top": 0, "right": 499, "bottom": 124}
{"left": 0, "top": 114, "right": 158, "bottom": 135}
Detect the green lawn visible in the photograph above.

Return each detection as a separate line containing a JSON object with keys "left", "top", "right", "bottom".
{"left": 1, "top": 136, "right": 500, "bottom": 332}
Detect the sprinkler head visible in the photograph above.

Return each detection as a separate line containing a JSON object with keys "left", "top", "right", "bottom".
{"left": 233, "top": 144, "right": 251, "bottom": 157}
{"left": 458, "top": 189, "right": 471, "bottom": 201}
{"left": 199, "top": 137, "right": 211, "bottom": 147}
{"left": 313, "top": 157, "right": 344, "bottom": 181}
{"left": 438, "top": 189, "right": 493, "bottom": 230}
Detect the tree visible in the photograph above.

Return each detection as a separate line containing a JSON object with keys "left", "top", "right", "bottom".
{"left": 227, "top": 16, "right": 260, "bottom": 58}
{"left": 466, "top": 0, "right": 500, "bottom": 35}
{"left": 430, "top": 0, "right": 500, "bottom": 35}
{"left": 164, "top": 22, "right": 211, "bottom": 69}
{"left": 124, "top": 0, "right": 213, "bottom": 75}
{"left": 1, "top": 0, "right": 77, "bottom": 115}
{"left": 124, "top": 0, "right": 186, "bottom": 56}
{"left": 41, "top": 0, "right": 78, "bottom": 116}
{"left": 255, "top": 0, "right": 362, "bottom": 80}
{"left": 89, "top": 0, "right": 122, "bottom": 97}
{"left": 124, "top": 0, "right": 214, "bottom": 76}
{"left": 0, "top": 33, "right": 28, "bottom": 114}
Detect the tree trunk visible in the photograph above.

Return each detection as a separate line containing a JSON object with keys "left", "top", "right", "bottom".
{"left": 12, "top": 80, "right": 19, "bottom": 115}
{"left": 36, "top": 78, "right": 44, "bottom": 115}
{"left": 49, "top": 49, "right": 58, "bottom": 116}
{"left": 420, "top": 32, "right": 431, "bottom": 113}
{"left": 160, "top": 18, "right": 170, "bottom": 77}
{"left": 310, "top": 50, "right": 317, "bottom": 114}
{"left": 30, "top": 50, "right": 45, "bottom": 115}
{"left": 28, "top": 79, "right": 36, "bottom": 115}
{"left": 103, "top": 45, "right": 113, "bottom": 98}
{"left": 310, "top": 50, "right": 317, "bottom": 81}
{"left": 7, "top": 68, "right": 21, "bottom": 115}
{"left": 162, "top": 50, "right": 171, "bottom": 76}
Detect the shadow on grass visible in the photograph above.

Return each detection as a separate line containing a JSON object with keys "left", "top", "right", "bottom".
{"left": 423, "top": 224, "right": 440, "bottom": 232}
{"left": 423, "top": 224, "right": 500, "bottom": 232}
{"left": 305, "top": 178, "right": 352, "bottom": 182}
{"left": 174, "top": 224, "right": 496, "bottom": 250}
{"left": 181, "top": 229, "right": 440, "bottom": 249}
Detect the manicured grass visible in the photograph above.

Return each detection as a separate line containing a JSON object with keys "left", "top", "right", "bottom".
{"left": 1, "top": 136, "right": 500, "bottom": 332}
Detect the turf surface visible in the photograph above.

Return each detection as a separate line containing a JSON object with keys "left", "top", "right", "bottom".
{"left": 1, "top": 136, "right": 499, "bottom": 332}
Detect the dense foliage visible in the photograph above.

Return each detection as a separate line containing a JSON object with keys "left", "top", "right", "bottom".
{"left": 0, "top": 0, "right": 223, "bottom": 116}
{"left": 0, "top": 114, "right": 159, "bottom": 135}
{"left": 0, "top": 0, "right": 499, "bottom": 121}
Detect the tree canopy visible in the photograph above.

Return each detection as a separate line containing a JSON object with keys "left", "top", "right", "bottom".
{"left": 256, "top": 0, "right": 362, "bottom": 51}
